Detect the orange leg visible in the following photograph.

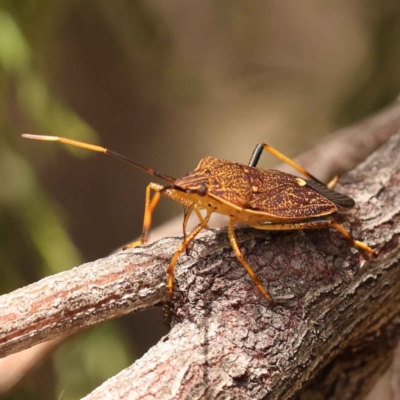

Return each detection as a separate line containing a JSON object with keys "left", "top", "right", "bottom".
{"left": 123, "top": 182, "right": 207, "bottom": 251}
{"left": 167, "top": 212, "right": 212, "bottom": 296}
{"left": 228, "top": 219, "right": 273, "bottom": 304}
{"left": 123, "top": 183, "right": 162, "bottom": 249}
{"left": 182, "top": 204, "right": 208, "bottom": 240}
{"left": 195, "top": 208, "right": 208, "bottom": 227}
{"left": 182, "top": 203, "right": 196, "bottom": 241}
{"left": 329, "top": 220, "right": 374, "bottom": 254}
{"left": 327, "top": 175, "right": 339, "bottom": 189}
{"left": 181, "top": 203, "right": 196, "bottom": 253}
{"left": 251, "top": 218, "right": 374, "bottom": 255}
{"left": 182, "top": 204, "right": 208, "bottom": 255}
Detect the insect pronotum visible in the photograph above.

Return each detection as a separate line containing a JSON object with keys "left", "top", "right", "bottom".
{"left": 22, "top": 134, "right": 374, "bottom": 304}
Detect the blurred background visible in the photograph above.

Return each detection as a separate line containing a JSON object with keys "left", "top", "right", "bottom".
{"left": 1, "top": 1, "right": 400, "bottom": 399}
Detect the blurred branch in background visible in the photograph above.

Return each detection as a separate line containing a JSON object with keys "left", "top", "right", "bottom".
{"left": 1, "top": 1, "right": 400, "bottom": 399}
{"left": 0, "top": 338, "right": 63, "bottom": 395}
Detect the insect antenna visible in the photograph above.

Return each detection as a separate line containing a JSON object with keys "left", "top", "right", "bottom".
{"left": 21, "top": 134, "right": 176, "bottom": 183}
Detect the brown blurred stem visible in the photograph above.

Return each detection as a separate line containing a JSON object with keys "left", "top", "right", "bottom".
{"left": 1, "top": 101, "right": 400, "bottom": 399}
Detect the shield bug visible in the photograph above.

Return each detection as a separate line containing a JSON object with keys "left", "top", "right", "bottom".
{"left": 22, "top": 134, "right": 374, "bottom": 304}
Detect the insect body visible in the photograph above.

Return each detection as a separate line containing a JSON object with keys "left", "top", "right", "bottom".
{"left": 22, "top": 134, "right": 374, "bottom": 304}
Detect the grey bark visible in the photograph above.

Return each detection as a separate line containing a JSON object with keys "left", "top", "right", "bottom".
{"left": 1, "top": 109, "right": 400, "bottom": 399}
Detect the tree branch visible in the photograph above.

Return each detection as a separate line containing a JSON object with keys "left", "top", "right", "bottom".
{"left": 1, "top": 107, "right": 400, "bottom": 399}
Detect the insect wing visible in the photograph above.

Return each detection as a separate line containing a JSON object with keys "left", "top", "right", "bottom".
{"left": 247, "top": 169, "right": 337, "bottom": 219}
{"left": 305, "top": 179, "right": 355, "bottom": 209}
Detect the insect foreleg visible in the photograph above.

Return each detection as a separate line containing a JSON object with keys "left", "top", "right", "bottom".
{"left": 168, "top": 212, "right": 212, "bottom": 295}
{"left": 182, "top": 204, "right": 209, "bottom": 256}
{"left": 182, "top": 203, "right": 196, "bottom": 250}
{"left": 228, "top": 219, "right": 273, "bottom": 304}
{"left": 123, "top": 182, "right": 163, "bottom": 249}
{"left": 194, "top": 208, "right": 208, "bottom": 227}
{"left": 182, "top": 203, "right": 195, "bottom": 242}
{"left": 182, "top": 204, "right": 208, "bottom": 239}
{"left": 251, "top": 218, "right": 374, "bottom": 255}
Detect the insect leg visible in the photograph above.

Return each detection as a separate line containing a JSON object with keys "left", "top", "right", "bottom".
{"left": 182, "top": 203, "right": 207, "bottom": 236}
{"left": 123, "top": 183, "right": 162, "bottom": 249}
{"left": 329, "top": 220, "right": 375, "bottom": 254}
{"left": 248, "top": 143, "right": 326, "bottom": 185}
{"left": 326, "top": 175, "right": 339, "bottom": 189}
{"left": 252, "top": 219, "right": 332, "bottom": 231}
{"left": 228, "top": 219, "right": 273, "bottom": 304}
{"left": 251, "top": 219, "right": 375, "bottom": 255}
{"left": 167, "top": 212, "right": 212, "bottom": 295}
{"left": 182, "top": 204, "right": 209, "bottom": 256}
{"left": 194, "top": 207, "right": 208, "bottom": 227}
{"left": 182, "top": 203, "right": 195, "bottom": 254}
{"left": 182, "top": 203, "right": 194, "bottom": 239}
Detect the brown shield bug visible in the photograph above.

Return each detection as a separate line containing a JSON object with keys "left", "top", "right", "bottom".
{"left": 22, "top": 134, "right": 374, "bottom": 304}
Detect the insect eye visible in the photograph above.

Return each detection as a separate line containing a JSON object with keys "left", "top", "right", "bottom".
{"left": 197, "top": 184, "right": 207, "bottom": 196}
{"left": 186, "top": 171, "right": 195, "bottom": 176}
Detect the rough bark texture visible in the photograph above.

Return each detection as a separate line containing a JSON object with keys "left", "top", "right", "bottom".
{"left": 86, "top": 130, "right": 400, "bottom": 400}
{"left": 1, "top": 113, "right": 400, "bottom": 399}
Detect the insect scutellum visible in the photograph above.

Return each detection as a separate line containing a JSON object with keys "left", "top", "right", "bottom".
{"left": 22, "top": 134, "right": 375, "bottom": 304}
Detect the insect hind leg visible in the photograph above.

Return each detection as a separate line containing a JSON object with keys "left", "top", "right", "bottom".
{"left": 248, "top": 143, "right": 327, "bottom": 185}
{"left": 251, "top": 218, "right": 375, "bottom": 255}
{"left": 329, "top": 220, "right": 375, "bottom": 255}
{"left": 327, "top": 175, "right": 339, "bottom": 189}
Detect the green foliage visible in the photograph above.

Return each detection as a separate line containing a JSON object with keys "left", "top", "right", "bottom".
{"left": 0, "top": 5, "right": 131, "bottom": 399}
{"left": 54, "top": 322, "right": 132, "bottom": 400}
